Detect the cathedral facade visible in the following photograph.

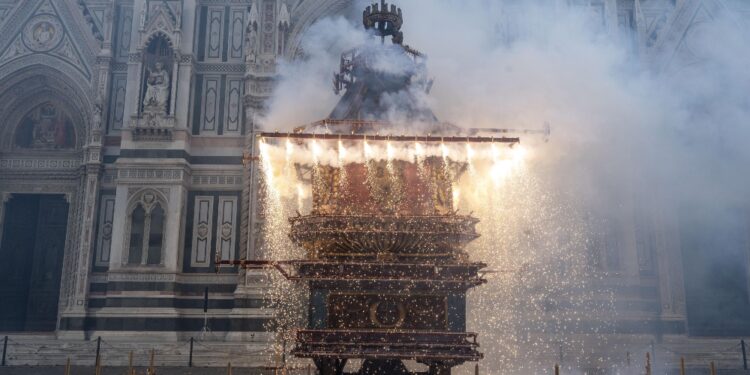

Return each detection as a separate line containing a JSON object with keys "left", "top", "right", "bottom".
{"left": 0, "top": 0, "right": 748, "bottom": 372}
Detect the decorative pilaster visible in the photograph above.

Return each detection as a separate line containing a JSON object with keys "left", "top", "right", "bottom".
{"left": 239, "top": 0, "right": 282, "bottom": 263}
{"left": 68, "top": 158, "right": 102, "bottom": 313}
{"left": 240, "top": 121, "right": 259, "bottom": 261}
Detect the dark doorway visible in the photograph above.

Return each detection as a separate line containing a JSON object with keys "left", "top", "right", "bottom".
{"left": 680, "top": 206, "right": 750, "bottom": 336}
{"left": 0, "top": 194, "right": 69, "bottom": 331}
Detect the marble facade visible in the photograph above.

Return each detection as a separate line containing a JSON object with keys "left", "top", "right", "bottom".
{"left": 0, "top": 0, "right": 748, "bottom": 371}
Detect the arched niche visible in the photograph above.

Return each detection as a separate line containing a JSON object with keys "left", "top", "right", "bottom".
{"left": 13, "top": 101, "right": 77, "bottom": 150}
{"left": 140, "top": 33, "right": 175, "bottom": 115}
{"left": 0, "top": 67, "right": 92, "bottom": 153}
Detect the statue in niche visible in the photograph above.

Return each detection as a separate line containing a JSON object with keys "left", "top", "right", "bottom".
{"left": 142, "top": 61, "right": 170, "bottom": 113}
{"left": 92, "top": 101, "right": 102, "bottom": 129}
{"left": 15, "top": 103, "right": 75, "bottom": 149}
{"left": 244, "top": 3, "right": 259, "bottom": 64}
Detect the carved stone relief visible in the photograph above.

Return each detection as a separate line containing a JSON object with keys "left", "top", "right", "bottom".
{"left": 224, "top": 78, "right": 243, "bottom": 134}
{"left": 115, "top": 5, "right": 133, "bottom": 61}
{"left": 261, "top": 0, "right": 275, "bottom": 55}
{"left": 191, "top": 195, "right": 214, "bottom": 267}
{"left": 107, "top": 74, "right": 127, "bottom": 131}
{"left": 94, "top": 195, "right": 116, "bottom": 267}
{"left": 216, "top": 196, "right": 238, "bottom": 262}
{"left": 23, "top": 14, "right": 64, "bottom": 52}
{"left": 205, "top": 7, "right": 224, "bottom": 60}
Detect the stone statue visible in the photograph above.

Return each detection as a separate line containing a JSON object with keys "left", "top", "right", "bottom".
{"left": 244, "top": 3, "right": 259, "bottom": 63}
{"left": 92, "top": 102, "right": 102, "bottom": 129}
{"left": 245, "top": 30, "right": 257, "bottom": 63}
{"left": 139, "top": 6, "right": 147, "bottom": 29}
{"left": 142, "top": 62, "right": 170, "bottom": 113}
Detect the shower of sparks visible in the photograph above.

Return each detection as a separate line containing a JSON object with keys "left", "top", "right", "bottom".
{"left": 415, "top": 141, "right": 425, "bottom": 161}
{"left": 285, "top": 138, "right": 294, "bottom": 162}
{"left": 311, "top": 139, "right": 321, "bottom": 164}
{"left": 465, "top": 142, "right": 476, "bottom": 175}
{"left": 297, "top": 183, "right": 306, "bottom": 212}
{"left": 338, "top": 140, "right": 347, "bottom": 166}
{"left": 364, "top": 140, "right": 373, "bottom": 160}
{"left": 254, "top": 137, "right": 616, "bottom": 374}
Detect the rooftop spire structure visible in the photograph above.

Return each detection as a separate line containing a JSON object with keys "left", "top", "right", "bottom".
{"left": 328, "top": 1, "right": 436, "bottom": 124}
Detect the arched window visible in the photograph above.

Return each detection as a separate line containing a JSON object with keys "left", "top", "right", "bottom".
{"left": 125, "top": 191, "right": 166, "bottom": 266}
{"left": 127, "top": 205, "right": 146, "bottom": 264}
{"left": 147, "top": 204, "right": 165, "bottom": 265}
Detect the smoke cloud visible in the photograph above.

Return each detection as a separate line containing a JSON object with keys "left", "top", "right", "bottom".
{"left": 261, "top": 0, "right": 750, "bottom": 373}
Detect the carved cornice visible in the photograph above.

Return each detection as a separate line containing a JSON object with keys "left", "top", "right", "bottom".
{"left": 96, "top": 271, "right": 239, "bottom": 284}
{"left": 0, "top": 155, "right": 83, "bottom": 170}
{"left": 116, "top": 168, "right": 185, "bottom": 182}
{"left": 191, "top": 174, "right": 244, "bottom": 187}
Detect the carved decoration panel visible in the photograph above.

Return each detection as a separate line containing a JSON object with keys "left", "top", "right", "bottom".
{"left": 216, "top": 196, "right": 237, "bottom": 261}
{"left": 224, "top": 77, "right": 243, "bottom": 134}
{"left": 261, "top": 0, "right": 275, "bottom": 54}
{"left": 115, "top": 5, "right": 133, "bottom": 61}
{"left": 191, "top": 195, "right": 214, "bottom": 267}
{"left": 107, "top": 74, "right": 127, "bottom": 132}
{"left": 200, "top": 75, "right": 220, "bottom": 133}
{"left": 95, "top": 194, "right": 115, "bottom": 267}
{"left": 205, "top": 7, "right": 224, "bottom": 61}
{"left": 228, "top": 8, "right": 245, "bottom": 60}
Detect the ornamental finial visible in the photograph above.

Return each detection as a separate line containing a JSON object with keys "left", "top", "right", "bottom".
{"left": 362, "top": 0, "right": 404, "bottom": 44}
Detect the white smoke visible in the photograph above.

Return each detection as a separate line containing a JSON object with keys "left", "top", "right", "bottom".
{"left": 261, "top": 0, "right": 750, "bottom": 373}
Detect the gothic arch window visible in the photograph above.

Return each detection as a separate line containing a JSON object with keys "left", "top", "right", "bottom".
{"left": 124, "top": 190, "right": 166, "bottom": 266}
{"left": 13, "top": 102, "right": 76, "bottom": 150}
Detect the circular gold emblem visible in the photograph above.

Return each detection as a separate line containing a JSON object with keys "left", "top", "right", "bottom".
{"left": 369, "top": 298, "right": 406, "bottom": 328}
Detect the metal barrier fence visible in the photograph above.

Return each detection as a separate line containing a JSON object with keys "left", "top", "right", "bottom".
{"left": 1, "top": 336, "right": 748, "bottom": 374}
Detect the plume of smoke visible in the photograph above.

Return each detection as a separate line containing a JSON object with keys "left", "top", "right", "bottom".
{"left": 261, "top": 0, "right": 750, "bottom": 373}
